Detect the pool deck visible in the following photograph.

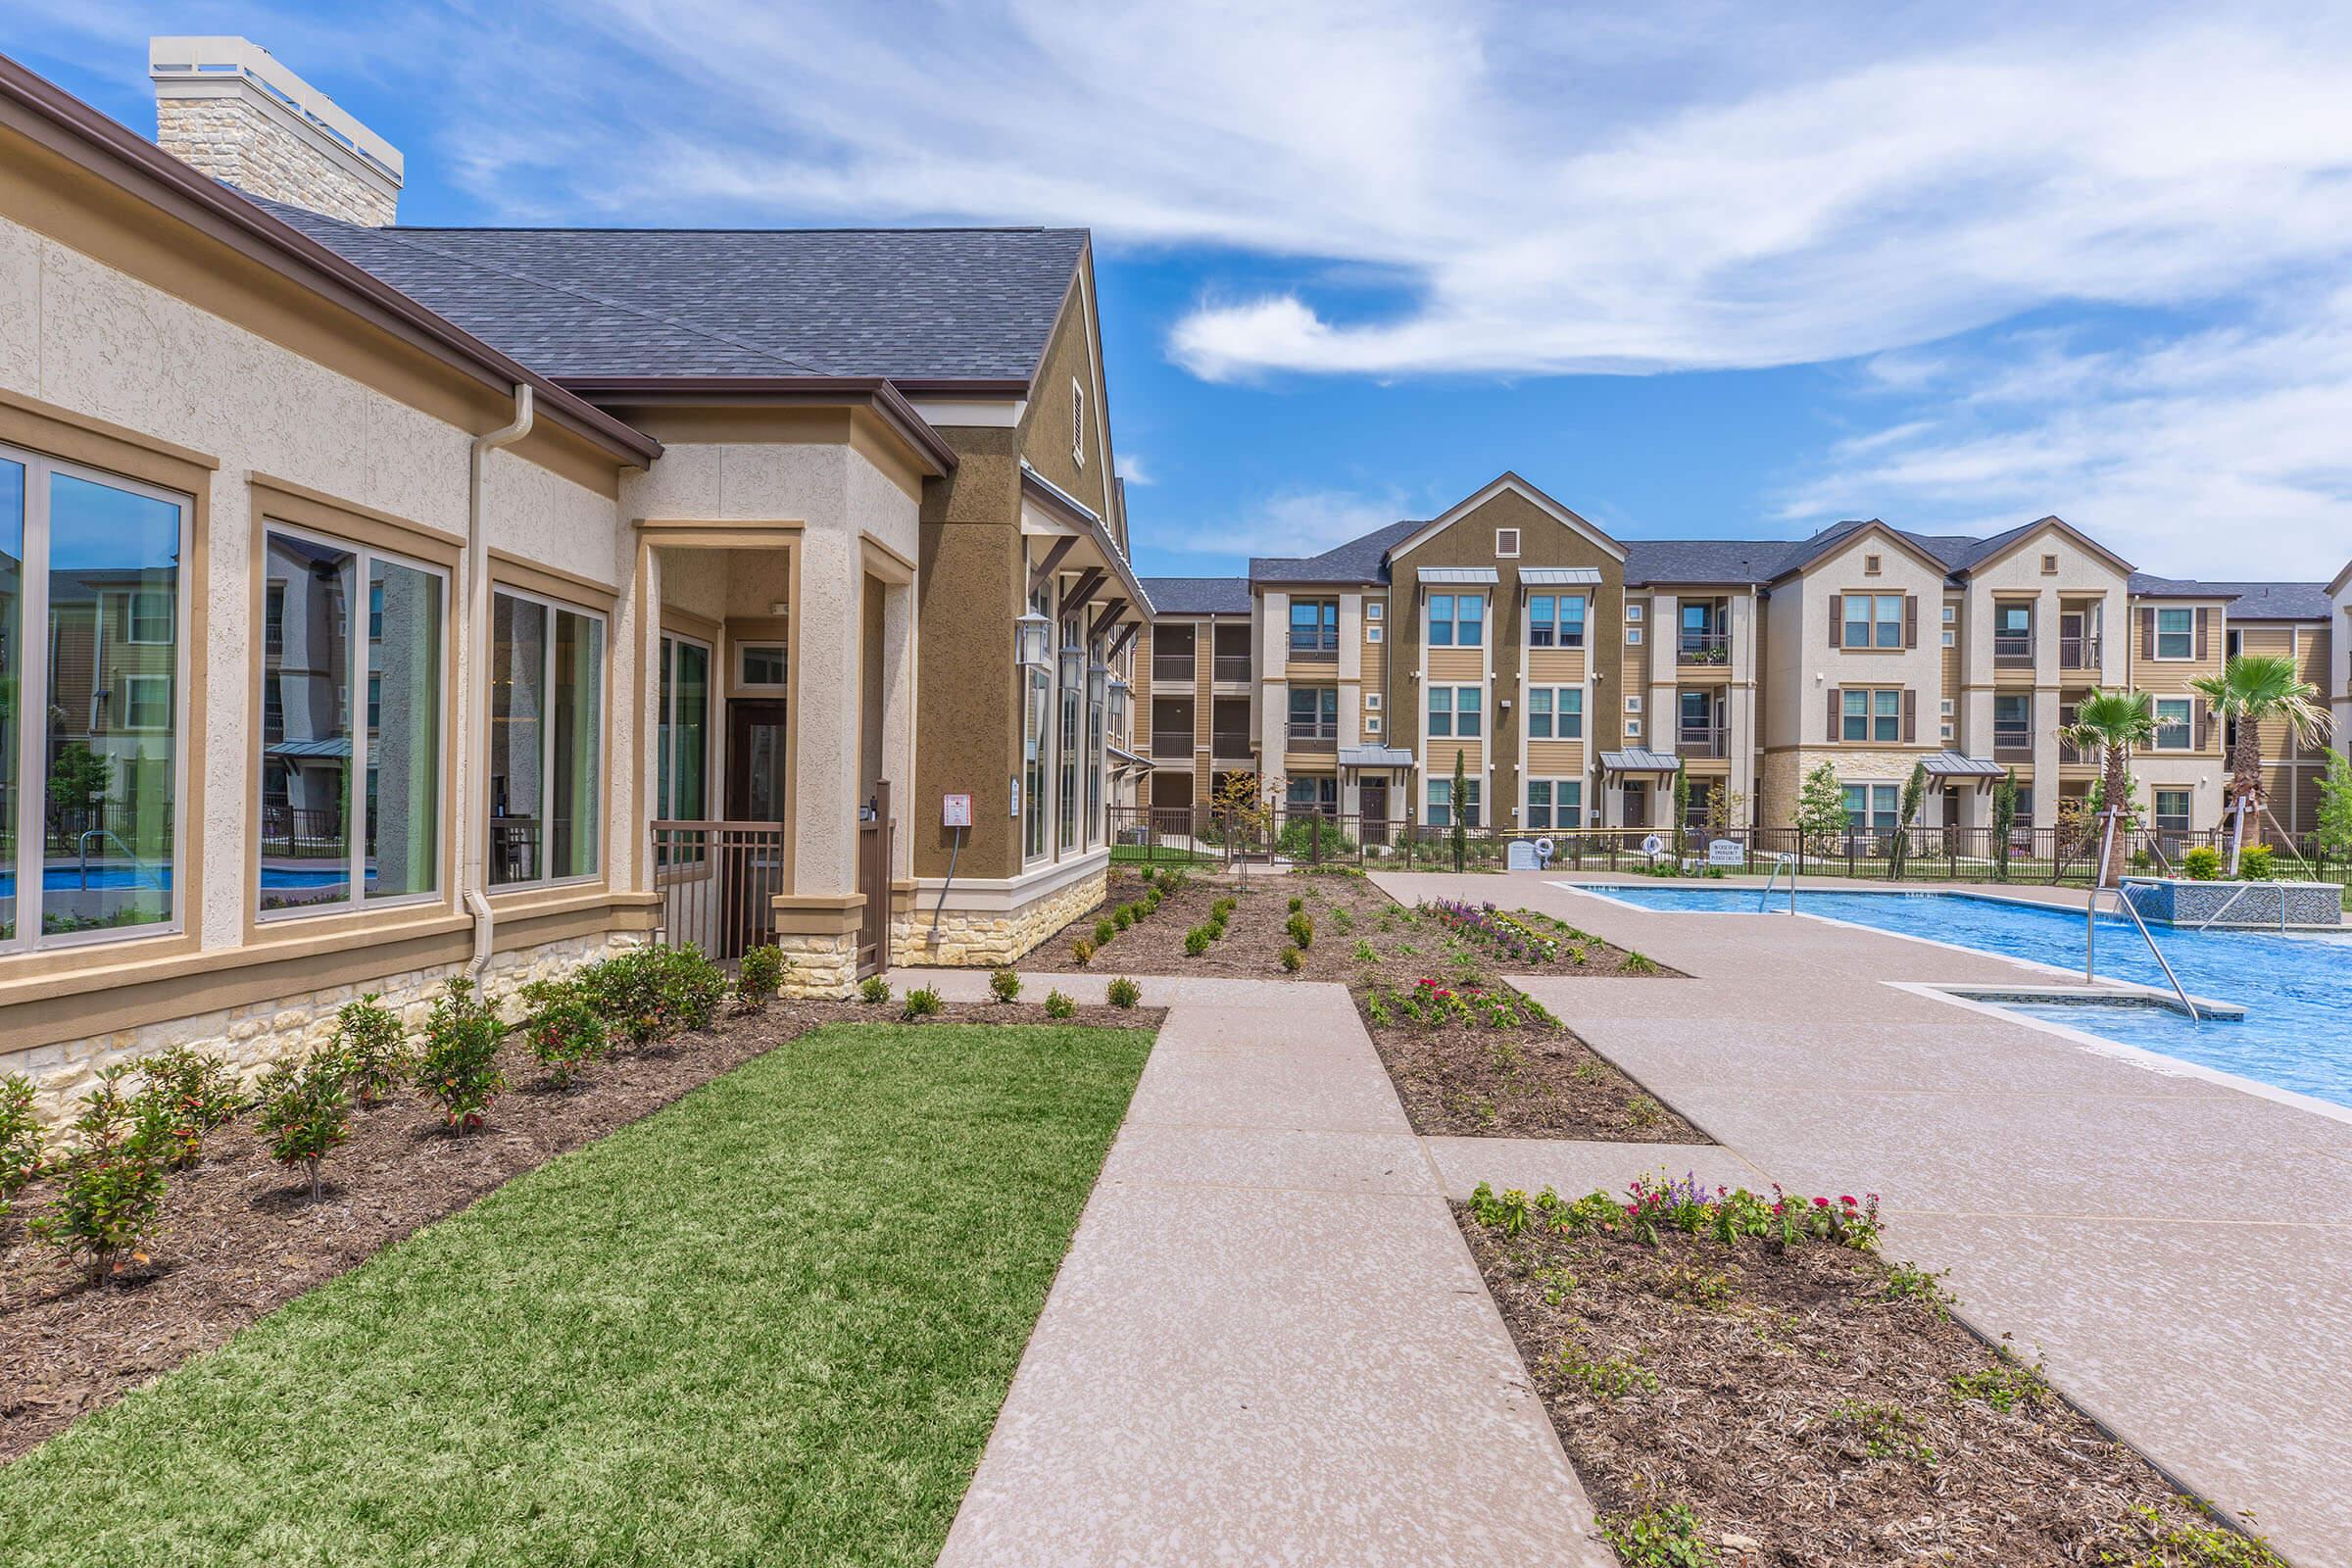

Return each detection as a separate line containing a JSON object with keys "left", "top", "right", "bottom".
{"left": 1378, "top": 869, "right": 2352, "bottom": 1565}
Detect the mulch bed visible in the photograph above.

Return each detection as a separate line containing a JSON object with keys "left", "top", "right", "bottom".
{"left": 1372, "top": 1026, "right": 1704, "bottom": 1143}
{"left": 0, "top": 997, "right": 1158, "bottom": 1466}
{"left": 1461, "top": 1212, "right": 2283, "bottom": 1567}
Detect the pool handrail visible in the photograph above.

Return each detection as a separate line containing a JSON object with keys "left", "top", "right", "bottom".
{"left": 2194, "top": 878, "right": 2289, "bottom": 935}
{"left": 77, "top": 827, "right": 161, "bottom": 892}
{"left": 2101, "top": 875, "right": 2200, "bottom": 1022}
{"left": 1757, "top": 853, "right": 1797, "bottom": 915}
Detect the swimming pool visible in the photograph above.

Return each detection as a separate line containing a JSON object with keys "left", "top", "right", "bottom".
{"left": 1569, "top": 883, "right": 2352, "bottom": 1108}
{"left": 0, "top": 866, "right": 349, "bottom": 894}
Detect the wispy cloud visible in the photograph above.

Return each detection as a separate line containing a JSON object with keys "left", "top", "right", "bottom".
{"left": 1115, "top": 452, "right": 1154, "bottom": 486}
{"left": 1152, "top": 485, "right": 1410, "bottom": 562}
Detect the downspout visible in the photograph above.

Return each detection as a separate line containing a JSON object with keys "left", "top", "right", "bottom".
{"left": 465, "top": 385, "right": 535, "bottom": 975}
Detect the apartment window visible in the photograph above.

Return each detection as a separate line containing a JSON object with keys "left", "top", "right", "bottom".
{"left": 1495, "top": 527, "right": 1521, "bottom": 558}
{"left": 1364, "top": 714, "right": 1382, "bottom": 734}
{"left": 1941, "top": 604, "right": 1956, "bottom": 623}
{"left": 2155, "top": 608, "right": 2193, "bottom": 661}
{"left": 1427, "top": 685, "right": 1482, "bottom": 738}
{"left": 1994, "top": 602, "right": 2034, "bottom": 659}
{"left": 1365, "top": 692, "right": 1382, "bottom": 710}
{"left": 1939, "top": 698, "right": 1955, "bottom": 716}
{"left": 1940, "top": 628, "right": 1955, "bottom": 648}
{"left": 1366, "top": 601, "right": 1383, "bottom": 621}
{"left": 260, "top": 526, "right": 447, "bottom": 916}
{"left": 2153, "top": 788, "right": 2191, "bottom": 833}
{"left": 0, "top": 449, "right": 189, "bottom": 951}
{"left": 1626, "top": 625, "right": 1642, "bottom": 645}
{"left": 1993, "top": 694, "right": 2033, "bottom": 752}
{"left": 1427, "top": 777, "right": 1481, "bottom": 828}
{"left": 1289, "top": 598, "right": 1339, "bottom": 657}
{"left": 1841, "top": 782, "right": 1899, "bottom": 831}
{"left": 1286, "top": 776, "right": 1338, "bottom": 813}
{"left": 1526, "top": 779, "right": 1582, "bottom": 830}
{"left": 489, "top": 588, "right": 604, "bottom": 889}
{"left": 1626, "top": 694, "right": 1643, "bottom": 714}
{"left": 738, "top": 643, "right": 788, "bottom": 687}
{"left": 1288, "top": 685, "right": 1338, "bottom": 740}
{"left": 1840, "top": 592, "right": 1905, "bottom": 650}
{"left": 1626, "top": 716, "right": 1643, "bottom": 739}
{"left": 1527, "top": 687, "right": 1584, "bottom": 739}
{"left": 1427, "top": 592, "right": 1483, "bottom": 647}
{"left": 2226, "top": 628, "right": 2242, "bottom": 660}
{"left": 1528, "top": 593, "right": 1587, "bottom": 649}
{"left": 1058, "top": 614, "right": 1082, "bottom": 853}
{"left": 2153, "top": 697, "right": 2192, "bottom": 750}
{"left": 1367, "top": 624, "right": 1382, "bottom": 644}
{"left": 1022, "top": 585, "right": 1051, "bottom": 861}
{"left": 266, "top": 584, "right": 286, "bottom": 657}
{"left": 1626, "top": 603, "right": 1643, "bottom": 621}
{"left": 657, "top": 634, "right": 711, "bottom": 823}
{"left": 1840, "top": 687, "right": 1903, "bottom": 743}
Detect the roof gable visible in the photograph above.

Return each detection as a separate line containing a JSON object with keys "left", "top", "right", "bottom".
{"left": 1386, "top": 472, "right": 1627, "bottom": 566}
{"left": 1768, "top": 519, "right": 1949, "bottom": 584}
{"left": 1952, "top": 514, "right": 2133, "bottom": 579}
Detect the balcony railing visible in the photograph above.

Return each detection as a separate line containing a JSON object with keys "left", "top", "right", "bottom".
{"left": 1211, "top": 654, "right": 1251, "bottom": 681}
{"left": 1676, "top": 724, "right": 1728, "bottom": 760}
{"left": 1993, "top": 633, "right": 2034, "bottom": 666}
{"left": 1151, "top": 654, "right": 1195, "bottom": 684}
{"left": 1676, "top": 632, "right": 1730, "bottom": 665}
{"left": 1993, "top": 727, "right": 2033, "bottom": 760}
{"left": 1286, "top": 725, "right": 1338, "bottom": 752}
{"left": 1211, "top": 731, "right": 1254, "bottom": 760}
{"left": 2059, "top": 635, "right": 2101, "bottom": 669}
{"left": 1149, "top": 732, "right": 1193, "bottom": 760}
{"left": 1288, "top": 635, "right": 1339, "bottom": 662}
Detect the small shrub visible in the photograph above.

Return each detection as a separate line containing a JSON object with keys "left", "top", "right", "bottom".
{"left": 1289, "top": 895, "right": 1304, "bottom": 913}
{"left": 737, "top": 944, "right": 787, "bottom": 1009}
{"left": 1072, "top": 937, "right": 1098, "bottom": 965}
{"left": 1044, "top": 989, "right": 1077, "bottom": 1019}
{"left": 1285, "top": 910, "right": 1314, "bottom": 949}
{"left": 1112, "top": 906, "right": 1135, "bottom": 932}
{"left": 0, "top": 1074, "right": 42, "bottom": 1224}
{"left": 902, "top": 986, "right": 945, "bottom": 1020}
{"left": 1561, "top": 1345, "right": 1659, "bottom": 1401}
{"left": 333, "top": 995, "right": 408, "bottom": 1105}
{"left": 1622, "top": 950, "right": 1660, "bottom": 975}
{"left": 572, "top": 945, "right": 728, "bottom": 1045}
{"left": 1351, "top": 938, "right": 1377, "bottom": 963}
{"left": 1106, "top": 976, "right": 1142, "bottom": 1009}
{"left": 1601, "top": 1503, "right": 1714, "bottom": 1568}
{"left": 1094, "top": 917, "right": 1117, "bottom": 947}
{"left": 1950, "top": 1357, "right": 2049, "bottom": 1412}
{"left": 528, "top": 996, "right": 611, "bottom": 1089}
{"left": 34, "top": 1065, "right": 168, "bottom": 1285}
{"left": 2182, "top": 845, "right": 2223, "bottom": 881}
{"left": 1880, "top": 1260, "right": 1954, "bottom": 1317}
{"left": 1184, "top": 925, "right": 1212, "bottom": 956}
{"left": 1626, "top": 1095, "right": 1662, "bottom": 1129}
{"left": 256, "top": 1046, "right": 353, "bottom": 1201}
{"left": 1279, "top": 945, "right": 1302, "bottom": 972}
{"left": 416, "top": 977, "right": 505, "bottom": 1133}
{"left": 2239, "top": 843, "right": 2277, "bottom": 879}
{"left": 989, "top": 966, "right": 1023, "bottom": 1004}
{"left": 133, "top": 1046, "right": 243, "bottom": 1169}
{"left": 859, "top": 975, "right": 893, "bottom": 1004}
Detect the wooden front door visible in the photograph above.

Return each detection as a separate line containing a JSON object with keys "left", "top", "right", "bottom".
{"left": 1359, "top": 777, "right": 1389, "bottom": 843}
{"left": 719, "top": 701, "right": 788, "bottom": 959}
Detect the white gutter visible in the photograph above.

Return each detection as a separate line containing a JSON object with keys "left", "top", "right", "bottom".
{"left": 465, "top": 385, "right": 533, "bottom": 974}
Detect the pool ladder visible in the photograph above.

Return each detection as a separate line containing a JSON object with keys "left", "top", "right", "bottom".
{"left": 76, "top": 828, "right": 161, "bottom": 892}
{"left": 1756, "top": 853, "right": 1797, "bottom": 914}
{"left": 2089, "top": 877, "right": 2199, "bottom": 1022}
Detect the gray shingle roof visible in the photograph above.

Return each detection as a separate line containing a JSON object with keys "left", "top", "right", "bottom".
{"left": 252, "top": 197, "right": 1086, "bottom": 382}
{"left": 2127, "top": 576, "right": 2332, "bottom": 618}
{"left": 1140, "top": 576, "right": 1251, "bottom": 614}
{"left": 1624, "top": 539, "right": 1796, "bottom": 585}
{"left": 1249, "top": 517, "right": 1423, "bottom": 585}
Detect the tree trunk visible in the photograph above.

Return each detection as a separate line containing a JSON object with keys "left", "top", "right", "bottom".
{"left": 2099, "top": 748, "right": 2128, "bottom": 887}
{"left": 308, "top": 1156, "right": 322, "bottom": 1202}
{"left": 2228, "top": 728, "right": 2264, "bottom": 874}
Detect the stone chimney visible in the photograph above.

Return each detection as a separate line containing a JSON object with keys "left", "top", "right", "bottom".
{"left": 149, "top": 36, "right": 402, "bottom": 225}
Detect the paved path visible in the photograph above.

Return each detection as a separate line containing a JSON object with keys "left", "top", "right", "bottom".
{"left": 1377, "top": 870, "right": 2352, "bottom": 1566}
{"left": 913, "top": 972, "right": 1619, "bottom": 1568}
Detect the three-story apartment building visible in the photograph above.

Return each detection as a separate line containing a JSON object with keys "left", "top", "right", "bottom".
{"left": 1144, "top": 475, "right": 2347, "bottom": 845}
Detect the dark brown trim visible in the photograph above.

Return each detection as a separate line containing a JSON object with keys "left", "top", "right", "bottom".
{"left": 1107, "top": 622, "right": 1141, "bottom": 661}
{"left": 0, "top": 51, "right": 662, "bottom": 468}
{"left": 1062, "top": 566, "right": 1107, "bottom": 611}
{"left": 550, "top": 375, "right": 956, "bottom": 475}
{"left": 1026, "top": 536, "right": 1076, "bottom": 594}
{"left": 892, "top": 377, "right": 1035, "bottom": 397}
{"left": 1088, "top": 597, "right": 1129, "bottom": 639}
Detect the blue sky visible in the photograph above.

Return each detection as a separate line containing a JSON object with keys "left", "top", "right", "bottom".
{"left": 18, "top": 2, "right": 2352, "bottom": 581}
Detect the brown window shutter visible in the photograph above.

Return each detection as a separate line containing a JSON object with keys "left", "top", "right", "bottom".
{"left": 1904, "top": 595, "right": 1919, "bottom": 648}
{"left": 2194, "top": 698, "right": 2209, "bottom": 751}
{"left": 1827, "top": 595, "right": 1841, "bottom": 649}
{"left": 1903, "top": 688, "right": 1917, "bottom": 743}
{"left": 2140, "top": 608, "right": 2155, "bottom": 661}
{"left": 1827, "top": 687, "right": 1839, "bottom": 740}
{"left": 2194, "top": 608, "right": 2209, "bottom": 662}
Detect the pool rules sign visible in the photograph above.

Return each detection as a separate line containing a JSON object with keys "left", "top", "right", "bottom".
{"left": 943, "top": 793, "right": 973, "bottom": 829}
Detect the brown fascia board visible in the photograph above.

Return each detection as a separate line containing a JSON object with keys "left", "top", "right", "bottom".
{"left": 1019, "top": 465, "right": 1152, "bottom": 613}
{"left": 2327, "top": 561, "right": 2352, "bottom": 597}
{"left": 1766, "top": 519, "right": 1945, "bottom": 586}
{"left": 551, "top": 375, "right": 957, "bottom": 475}
{"left": 1956, "top": 514, "right": 2134, "bottom": 580}
{"left": 0, "top": 52, "right": 662, "bottom": 468}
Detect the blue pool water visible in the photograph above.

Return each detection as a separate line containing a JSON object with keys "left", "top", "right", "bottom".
{"left": 0, "top": 866, "right": 347, "bottom": 894}
{"left": 1573, "top": 883, "right": 2352, "bottom": 1108}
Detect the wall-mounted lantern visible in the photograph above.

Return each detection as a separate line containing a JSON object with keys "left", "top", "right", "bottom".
{"left": 1086, "top": 658, "right": 1109, "bottom": 707}
{"left": 1106, "top": 671, "right": 1130, "bottom": 727}
{"left": 1015, "top": 611, "right": 1052, "bottom": 669}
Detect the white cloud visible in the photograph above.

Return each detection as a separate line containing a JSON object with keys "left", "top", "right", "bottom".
{"left": 1115, "top": 452, "right": 1154, "bottom": 486}
{"left": 1779, "top": 292, "right": 2352, "bottom": 577}
{"left": 1152, "top": 486, "right": 1410, "bottom": 562}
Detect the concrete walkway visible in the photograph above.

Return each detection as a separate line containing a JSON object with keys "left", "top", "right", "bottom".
{"left": 913, "top": 972, "right": 1619, "bottom": 1568}
{"left": 1377, "top": 870, "right": 2352, "bottom": 1566}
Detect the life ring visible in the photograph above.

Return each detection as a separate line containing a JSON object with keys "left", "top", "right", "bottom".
{"left": 1533, "top": 836, "right": 1555, "bottom": 859}
{"left": 1641, "top": 832, "right": 1666, "bottom": 858}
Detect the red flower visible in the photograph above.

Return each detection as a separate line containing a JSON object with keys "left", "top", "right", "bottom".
{"left": 1838, "top": 1195, "right": 1858, "bottom": 1206}
{"left": 1812, "top": 1197, "right": 1830, "bottom": 1208}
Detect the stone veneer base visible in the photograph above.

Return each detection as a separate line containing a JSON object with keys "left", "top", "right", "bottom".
{"left": 892, "top": 866, "right": 1108, "bottom": 971}
{"left": 10, "top": 933, "right": 642, "bottom": 1126}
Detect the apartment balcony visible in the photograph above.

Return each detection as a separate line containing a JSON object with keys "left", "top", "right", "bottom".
{"left": 1676, "top": 724, "right": 1729, "bottom": 760}
{"left": 1993, "top": 633, "right": 2034, "bottom": 668}
{"left": 1676, "top": 631, "right": 1731, "bottom": 666}
{"left": 1151, "top": 654, "right": 1196, "bottom": 685}
{"left": 1287, "top": 635, "right": 1339, "bottom": 664}
{"left": 1286, "top": 725, "right": 1338, "bottom": 753}
{"left": 1212, "top": 653, "right": 1251, "bottom": 682}
{"left": 2059, "top": 635, "right": 2101, "bottom": 671}
{"left": 1993, "top": 727, "right": 2033, "bottom": 762}
{"left": 1149, "top": 732, "right": 1194, "bottom": 761}
{"left": 1211, "top": 731, "right": 1254, "bottom": 762}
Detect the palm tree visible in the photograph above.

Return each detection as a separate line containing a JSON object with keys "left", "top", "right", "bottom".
{"left": 2057, "top": 690, "right": 2155, "bottom": 886}
{"left": 2191, "top": 654, "right": 2336, "bottom": 873}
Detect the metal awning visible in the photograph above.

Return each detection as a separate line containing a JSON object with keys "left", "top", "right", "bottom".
{"left": 1517, "top": 566, "right": 1604, "bottom": 587}
{"left": 1416, "top": 566, "right": 1500, "bottom": 585}
{"left": 1107, "top": 742, "right": 1154, "bottom": 774}
{"left": 1923, "top": 750, "right": 2004, "bottom": 779}
{"left": 266, "top": 738, "right": 353, "bottom": 760}
{"left": 1601, "top": 748, "right": 1682, "bottom": 773}
{"left": 1337, "top": 745, "right": 1415, "bottom": 769}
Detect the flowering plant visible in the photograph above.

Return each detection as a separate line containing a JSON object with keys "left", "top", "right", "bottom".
{"left": 1471, "top": 1173, "right": 1882, "bottom": 1251}
{"left": 1417, "top": 900, "right": 1563, "bottom": 964}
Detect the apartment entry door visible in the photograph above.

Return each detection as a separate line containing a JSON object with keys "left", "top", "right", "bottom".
{"left": 719, "top": 700, "right": 789, "bottom": 959}
{"left": 1359, "top": 777, "right": 1389, "bottom": 842}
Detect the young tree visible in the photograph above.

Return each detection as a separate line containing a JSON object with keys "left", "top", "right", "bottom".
{"left": 1889, "top": 761, "right": 1929, "bottom": 879}
{"left": 2316, "top": 752, "right": 2352, "bottom": 866}
{"left": 1992, "top": 768, "right": 2019, "bottom": 882}
{"left": 1793, "top": 762, "right": 1845, "bottom": 856}
{"left": 48, "top": 741, "right": 112, "bottom": 814}
{"left": 2191, "top": 654, "right": 2334, "bottom": 873}
{"left": 1670, "top": 763, "right": 1690, "bottom": 862}
{"left": 1449, "top": 748, "right": 1468, "bottom": 872}
{"left": 1702, "top": 785, "right": 1747, "bottom": 842}
{"left": 2059, "top": 689, "right": 2158, "bottom": 886}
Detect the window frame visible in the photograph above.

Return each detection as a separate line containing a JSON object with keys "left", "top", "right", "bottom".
{"left": 122, "top": 672, "right": 173, "bottom": 732}
{"left": 2154, "top": 607, "right": 2194, "bottom": 662}
{"left": 126, "top": 586, "right": 175, "bottom": 645}
{"left": 1527, "top": 593, "right": 1587, "bottom": 650}
{"left": 736, "top": 641, "right": 789, "bottom": 689}
{"left": 1524, "top": 777, "right": 1582, "bottom": 831}
{"left": 1426, "top": 776, "right": 1482, "bottom": 829}
{"left": 2152, "top": 696, "right": 2193, "bottom": 751}
{"left": 487, "top": 582, "right": 609, "bottom": 895}
{"left": 657, "top": 630, "right": 715, "bottom": 823}
{"left": 2152, "top": 788, "right": 2191, "bottom": 833}
{"left": 0, "top": 442, "right": 195, "bottom": 956}
{"left": 256, "top": 520, "right": 453, "bottom": 922}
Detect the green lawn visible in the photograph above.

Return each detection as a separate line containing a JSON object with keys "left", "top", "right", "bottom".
{"left": 0, "top": 1022, "right": 1150, "bottom": 1567}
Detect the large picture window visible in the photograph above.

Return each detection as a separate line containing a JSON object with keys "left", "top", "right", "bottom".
{"left": 657, "top": 634, "right": 711, "bottom": 820}
{"left": 0, "top": 448, "right": 189, "bottom": 951}
{"left": 489, "top": 588, "right": 604, "bottom": 888}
